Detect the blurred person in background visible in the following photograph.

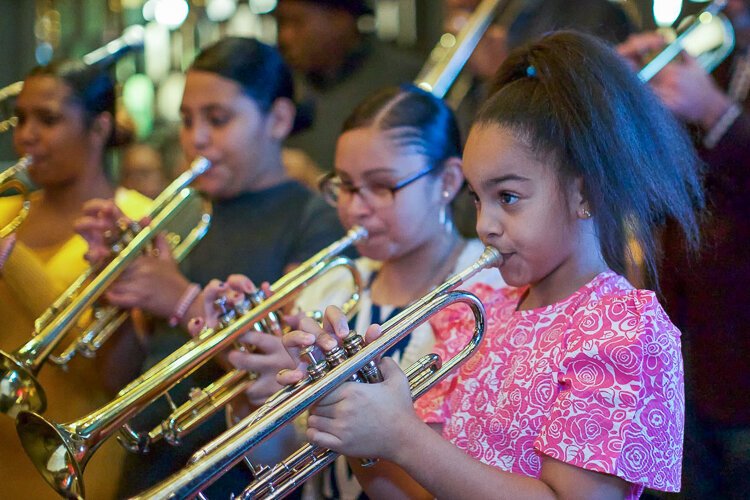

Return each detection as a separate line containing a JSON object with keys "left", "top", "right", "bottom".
{"left": 273, "top": 0, "right": 423, "bottom": 185}
{"left": 119, "top": 142, "right": 169, "bottom": 199}
{"left": 619, "top": 2, "right": 750, "bottom": 497}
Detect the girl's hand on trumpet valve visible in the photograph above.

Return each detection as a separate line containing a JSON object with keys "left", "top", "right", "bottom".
{"left": 307, "top": 356, "right": 418, "bottom": 461}
{"left": 279, "top": 305, "right": 418, "bottom": 461}
{"left": 75, "top": 198, "right": 146, "bottom": 265}
{"left": 278, "top": 304, "right": 355, "bottom": 385}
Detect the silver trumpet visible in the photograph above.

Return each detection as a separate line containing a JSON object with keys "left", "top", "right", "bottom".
{"left": 131, "top": 246, "right": 501, "bottom": 500}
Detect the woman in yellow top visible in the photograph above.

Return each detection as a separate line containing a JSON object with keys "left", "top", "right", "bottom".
{"left": 0, "top": 60, "right": 150, "bottom": 499}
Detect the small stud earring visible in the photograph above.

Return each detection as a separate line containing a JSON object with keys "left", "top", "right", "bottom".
{"left": 442, "top": 190, "right": 451, "bottom": 199}
{"left": 581, "top": 208, "right": 592, "bottom": 219}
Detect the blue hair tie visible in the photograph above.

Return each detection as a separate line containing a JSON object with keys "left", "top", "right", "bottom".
{"left": 526, "top": 65, "right": 537, "bottom": 78}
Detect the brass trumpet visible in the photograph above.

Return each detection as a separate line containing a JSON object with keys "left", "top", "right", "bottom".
{"left": 15, "top": 225, "right": 367, "bottom": 499}
{"left": 639, "top": 0, "right": 734, "bottom": 82}
{"left": 0, "top": 155, "right": 32, "bottom": 237}
{"left": 131, "top": 246, "right": 501, "bottom": 500}
{"left": 119, "top": 273, "right": 360, "bottom": 454}
{"left": 0, "top": 156, "right": 212, "bottom": 418}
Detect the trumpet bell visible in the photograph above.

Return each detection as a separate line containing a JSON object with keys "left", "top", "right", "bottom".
{"left": 16, "top": 411, "right": 86, "bottom": 499}
{"left": 0, "top": 352, "right": 45, "bottom": 417}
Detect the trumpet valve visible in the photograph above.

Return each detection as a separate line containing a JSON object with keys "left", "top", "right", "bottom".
{"left": 214, "top": 296, "right": 237, "bottom": 327}
{"left": 300, "top": 346, "right": 328, "bottom": 381}
{"left": 343, "top": 332, "right": 383, "bottom": 383}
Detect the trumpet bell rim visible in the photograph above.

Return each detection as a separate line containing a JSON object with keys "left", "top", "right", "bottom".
{"left": 0, "top": 350, "right": 46, "bottom": 417}
{"left": 16, "top": 411, "right": 84, "bottom": 499}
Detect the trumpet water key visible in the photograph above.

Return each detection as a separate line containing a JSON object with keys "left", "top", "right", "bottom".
{"left": 15, "top": 226, "right": 367, "bottom": 499}
{"left": 0, "top": 157, "right": 212, "bottom": 418}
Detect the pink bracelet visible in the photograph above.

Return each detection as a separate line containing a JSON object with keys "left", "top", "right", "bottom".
{"left": 0, "top": 234, "right": 16, "bottom": 270}
{"left": 169, "top": 283, "right": 202, "bottom": 327}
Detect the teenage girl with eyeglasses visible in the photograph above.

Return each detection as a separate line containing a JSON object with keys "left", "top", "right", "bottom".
{"left": 281, "top": 31, "right": 704, "bottom": 499}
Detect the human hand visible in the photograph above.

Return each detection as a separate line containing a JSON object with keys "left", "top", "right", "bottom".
{"left": 618, "top": 32, "right": 733, "bottom": 129}
{"left": 278, "top": 305, "right": 368, "bottom": 386}
{"left": 75, "top": 199, "right": 149, "bottom": 265}
{"left": 104, "top": 233, "right": 191, "bottom": 317}
{"left": 306, "top": 356, "right": 418, "bottom": 461}
{"left": 648, "top": 54, "right": 732, "bottom": 129}
{"left": 616, "top": 31, "right": 669, "bottom": 70}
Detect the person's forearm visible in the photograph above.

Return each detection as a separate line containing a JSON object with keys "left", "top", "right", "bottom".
{"left": 348, "top": 457, "right": 432, "bottom": 500}
{"left": 391, "top": 419, "right": 556, "bottom": 500}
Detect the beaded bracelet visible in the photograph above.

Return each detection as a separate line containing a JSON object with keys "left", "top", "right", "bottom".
{"left": 169, "top": 283, "right": 202, "bottom": 327}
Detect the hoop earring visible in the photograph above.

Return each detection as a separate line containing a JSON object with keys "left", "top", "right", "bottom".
{"left": 439, "top": 205, "right": 455, "bottom": 233}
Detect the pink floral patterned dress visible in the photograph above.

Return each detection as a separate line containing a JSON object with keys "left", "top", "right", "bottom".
{"left": 416, "top": 271, "right": 684, "bottom": 498}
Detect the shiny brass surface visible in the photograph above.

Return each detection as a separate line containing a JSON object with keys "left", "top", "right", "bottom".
{"left": 0, "top": 157, "right": 212, "bottom": 418}
{"left": 0, "top": 156, "right": 32, "bottom": 238}
{"left": 132, "top": 247, "right": 501, "bottom": 500}
{"left": 15, "top": 225, "right": 367, "bottom": 498}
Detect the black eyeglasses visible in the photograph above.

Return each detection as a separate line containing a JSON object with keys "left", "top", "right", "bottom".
{"left": 319, "top": 165, "right": 437, "bottom": 208}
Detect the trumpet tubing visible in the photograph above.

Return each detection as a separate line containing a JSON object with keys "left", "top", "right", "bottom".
{"left": 0, "top": 157, "right": 212, "bottom": 418}
{"left": 639, "top": 0, "right": 733, "bottom": 82}
{"left": 14, "top": 226, "right": 367, "bottom": 499}
{"left": 132, "top": 246, "right": 501, "bottom": 500}
{"left": 415, "top": 0, "right": 509, "bottom": 98}
{"left": 0, "top": 155, "right": 32, "bottom": 238}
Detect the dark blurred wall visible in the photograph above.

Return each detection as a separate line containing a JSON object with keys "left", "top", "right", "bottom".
{"left": 0, "top": 2, "right": 36, "bottom": 163}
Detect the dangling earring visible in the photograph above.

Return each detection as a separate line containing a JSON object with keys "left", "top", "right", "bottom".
{"left": 439, "top": 192, "right": 455, "bottom": 233}
{"left": 580, "top": 207, "right": 592, "bottom": 219}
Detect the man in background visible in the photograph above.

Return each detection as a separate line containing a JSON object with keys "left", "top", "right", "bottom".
{"left": 274, "top": 0, "right": 423, "bottom": 184}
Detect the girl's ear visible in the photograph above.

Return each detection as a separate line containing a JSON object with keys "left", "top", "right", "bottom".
{"left": 267, "top": 97, "right": 296, "bottom": 141}
{"left": 439, "top": 156, "right": 465, "bottom": 204}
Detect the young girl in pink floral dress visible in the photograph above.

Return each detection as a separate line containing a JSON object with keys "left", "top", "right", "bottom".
{"left": 282, "top": 31, "right": 703, "bottom": 499}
